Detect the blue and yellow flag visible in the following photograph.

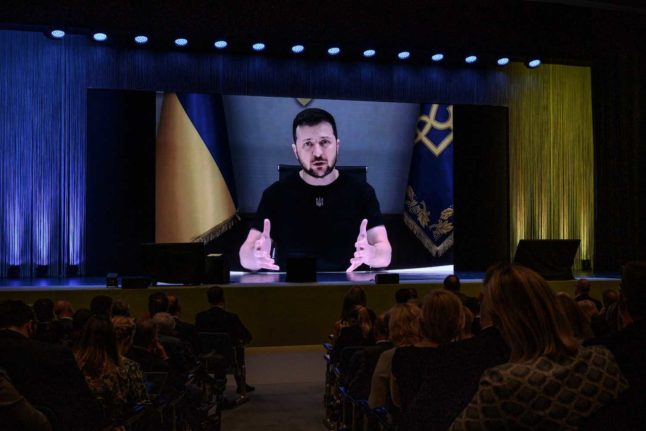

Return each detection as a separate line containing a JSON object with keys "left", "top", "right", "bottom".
{"left": 404, "top": 104, "right": 454, "bottom": 262}
{"left": 156, "top": 93, "right": 238, "bottom": 243}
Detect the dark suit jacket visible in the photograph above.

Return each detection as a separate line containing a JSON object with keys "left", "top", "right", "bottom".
{"left": 0, "top": 329, "right": 103, "bottom": 431}
{"left": 173, "top": 317, "right": 198, "bottom": 351}
{"left": 194, "top": 306, "right": 252, "bottom": 345}
{"left": 346, "top": 340, "right": 395, "bottom": 399}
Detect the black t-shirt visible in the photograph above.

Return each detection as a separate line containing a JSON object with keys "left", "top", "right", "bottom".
{"left": 252, "top": 171, "right": 384, "bottom": 271}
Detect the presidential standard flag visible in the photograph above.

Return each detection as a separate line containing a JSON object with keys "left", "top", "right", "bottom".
{"left": 404, "top": 104, "right": 454, "bottom": 261}
{"left": 156, "top": 93, "right": 238, "bottom": 243}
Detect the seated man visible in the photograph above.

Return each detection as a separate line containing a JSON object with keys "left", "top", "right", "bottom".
{"left": 195, "top": 285, "right": 253, "bottom": 394}
{"left": 239, "top": 108, "right": 391, "bottom": 272}
{"left": 0, "top": 300, "right": 103, "bottom": 431}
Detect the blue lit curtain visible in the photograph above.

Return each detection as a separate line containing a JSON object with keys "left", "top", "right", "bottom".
{"left": 0, "top": 31, "right": 87, "bottom": 277}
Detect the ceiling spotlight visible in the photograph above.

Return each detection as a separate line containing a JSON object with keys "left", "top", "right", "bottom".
{"left": 93, "top": 32, "right": 108, "bottom": 42}
{"left": 50, "top": 29, "right": 65, "bottom": 39}
{"left": 214, "top": 40, "right": 228, "bottom": 49}
{"left": 363, "top": 49, "right": 376, "bottom": 58}
{"left": 497, "top": 57, "right": 510, "bottom": 66}
{"left": 327, "top": 47, "right": 341, "bottom": 56}
{"left": 465, "top": 55, "right": 478, "bottom": 64}
{"left": 134, "top": 35, "right": 149, "bottom": 45}
{"left": 252, "top": 42, "right": 266, "bottom": 51}
{"left": 431, "top": 53, "right": 444, "bottom": 62}
{"left": 398, "top": 51, "right": 411, "bottom": 60}
{"left": 527, "top": 58, "right": 541, "bottom": 68}
{"left": 291, "top": 44, "right": 305, "bottom": 54}
{"left": 174, "top": 38, "right": 188, "bottom": 47}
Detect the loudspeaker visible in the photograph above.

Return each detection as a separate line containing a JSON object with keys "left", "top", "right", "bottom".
{"left": 204, "top": 254, "right": 230, "bottom": 284}
{"left": 286, "top": 257, "right": 317, "bottom": 282}
{"left": 121, "top": 276, "right": 151, "bottom": 289}
{"left": 375, "top": 273, "right": 399, "bottom": 284}
{"left": 513, "top": 239, "right": 580, "bottom": 280}
{"left": 106, "top": 273, "right": 119, "bottom": 288}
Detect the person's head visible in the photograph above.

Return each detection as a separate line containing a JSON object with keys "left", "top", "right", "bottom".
{"left": 483, "top": 263, "right": 579, "bottom": 361}
{"left": 0, "top": 300, "right": 36, "bottom": 337}
{"left": 602, "top": 289, "right": 619, "bottom": 309}
{"left": 556, "top": 293, "right": 594, "bottom": 340}
{"left": 462, "top": 306, "right": 475, "bottom": 339}
{"left": 395, "top": 287, "right": 418, "bottom": 304}
{"left": 133, "top": 318, "right": 158, "bottom": 348}
{"left": 575, "top": 278, "right": 592, "bottom": 296}
{"left": 74, "top": 315, "right": 120, "bottom": 376}
{"left": 340, "top": 286, "right": 368, "bottom": 320}
{"left": 54, "top": 300, "right": 74, "bottom": 319}
{"left": 373, "top": 313, "right": 390, "bottom": 341}
{"left": 388, "top": 303, "right": 423, "bottom": 346}
{"left": 207, "top": 285, "right": 225, "bottom": 306}
{"left": 32, "top": 298, "right": 55, "bottom": 323}
{"left": 111, "top": 316, "right": 136, "bottom": 354}
{"left": 152, "top": 312, "right": 176, "bottom": 336}
{"left": 292, "top": 108, "right": 339, "bottom": 179}
{"left": 578, "top": 299, "right": 599, "bottom": 320}
{"left": 421, "top": 290, "right": 464, "bottom": 344}
{"left": 621, "top": 261, "right": 646, "bottom": 319}
{"left": 72, "top": 308, "right": 92, "bottom": 332}
{"left": 90, "top": 295, "right": 113, "bottom": 318}
{"left": 443, "top": 275, "right": 461, "bottom": 293}
{"left": 111, "top": 299, "right": 131, "bottom": 318}
{"left": 167, "top": 294, "right": 181, "bottom": 316}
{"left": 148, "top": 292, "right": 169, "bottom": 317}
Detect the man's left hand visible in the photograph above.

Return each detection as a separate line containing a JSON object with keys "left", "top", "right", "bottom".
{"left": 346, "top": 219, "right": 376, "bottom": 272}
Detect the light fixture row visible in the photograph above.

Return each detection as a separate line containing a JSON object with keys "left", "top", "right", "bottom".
{"left": 48, "top": 29, "right": 541, "bottom": 67}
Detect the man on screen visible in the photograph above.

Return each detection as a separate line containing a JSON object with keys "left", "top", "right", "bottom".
{"left": 239, "top": 108, "right": 391, "bottom": 272}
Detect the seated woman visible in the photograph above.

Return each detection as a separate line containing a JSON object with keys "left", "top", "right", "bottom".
{"left": 332, "top": 286, "right": 376, "bottom": 339}
{"left": 450, "top": 263, "right": 629, "bottom": 430}
{"left": 74, "top": 316, "right": 148, "bottom": 422}
{"left": 391, "top": 290, "right": 508, "bottom": 431}
{"left": 331, "top": 305, "right": 374, "bottom": 365}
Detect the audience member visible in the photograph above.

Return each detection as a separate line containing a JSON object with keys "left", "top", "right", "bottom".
{"left": 330, "top": 305, "right": 374, "bottom": 364}
{"left": 148, "top": 291, "right": 169, "bottom": 318}
{"left": 89, "top": 295, "right": 113, "bottom": 318}
{"left": 167, "top": 294, "right": 198, "bottom": 350}
{"left": 556, "top": 292, "right": 595, "bottom": 340}
{"left": 0, "top": 367, "right": 52, "bottom": 431}
{"left": 127, "top": 319, "right": 169, "bottom": 372}
{"left": 601, "top": 288, "right": 619, "bottom": 313}
{"left": 32, "top": 298, "right": 59, "bottom": 344}
{"left": 443, "top": 275, "right": 479, "bottom": 314}
{"left": 71, "top": 308, "right": 91, "bottom": 347}
{"left": 460, "top": 306, "right": 475, "bottom": 340}
{"left": 450, "top": 263, "right": 628, "bottom": 430}
{"left": 578, "top": 299, "right": 612, "bottom": 338}
{"left": 152, "top": 312, "right": 198, "bottom": 375}
{"left": 0, "top": 300, "right": 103, "bottom": 431}
{"left": 394, "top": 287, "right": 419, "bottom": 304}
{"left": 332, "top": 286, "right": 377, "bottom": 339}
{"left": 51, "top": 300, "right": 74, "bottom": 345}
{"left": 368, "top": 302, "right": 422, "bottom": 410}
{"left": 111, "top": 316, "right": 150, "bottom": 406}
{"left": 601, "top": 288, "right": 622, "bottom": 331}
{"left": 74, "top": 315, "right": 147, "bottom": 422}
{"left": 111, "top": 299, "right": 131, "bottom": 317}
{"left": 575, "top": 278, "right": 602, "bottom": 311}
{"left": 391, "top": 290, "right": 508, "bottom": 431}
{"left": 195, "top": 286, "right": 253, "bottom": 394}
{"left": 584, "top": 261, "right": 646, "bottom": 430}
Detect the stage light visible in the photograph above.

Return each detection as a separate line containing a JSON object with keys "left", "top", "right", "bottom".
{"left": 252, "top": 42, "right": 266, "bottom": 51}
{"left": 497, "top": 57, "right": 510, "bottom": 66}
{"left": 465, "top": 55, "right": 478, "bottom": 64}
{"left": 50, "top": 29, "right": 65, "bottom": 39}
{"left": 431, "top": 53, "right": 444, "bottom": 62}
{"left": 291, "top": 44, "right": 305, "bottom": 54}
{"left": 214, "top": 40, "right": 228, "bottom": 49}
{"left": 397, "top": 51, "right": 410, "bottom": 60}
{"left": 174, "top": 38, "right": 188, "bottom": 47}
{"left": 93, "top": 32, "right": 108, "bottom": 42}
{"left": 134, "top": 35, "right": 149, "bottom": 45}
{"left": 327, "top": 47, "right": 341, "bottom": 56}
{"left": 363, "top": 49, "right": 376, "bottom": 58}
{"left": 527, "top": 58, "right": 541, "bottom": 68}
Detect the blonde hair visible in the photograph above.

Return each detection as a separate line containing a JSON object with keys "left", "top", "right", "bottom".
{"left": 555, "top": 293, "right": 594, "bottom": 340}
{"left": 483, "top": 263, "right": 579, "bottom": 362}
{"left": 388, "top": 303, "right": 423, "bottom": 346}
{"left": 461, "top": 306, "right": 474, "bottom": 339}
{"left": 422, "top": 290, "right": 464, "bottom": 344}
{"left": 152, "top": 312, "right": 176, "bottom": 335}
{"left": 111, "top": 316, "right": 136, "bottom": 346}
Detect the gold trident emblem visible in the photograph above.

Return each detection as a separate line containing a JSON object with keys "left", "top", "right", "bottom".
{"left": 415, "top": 104, "right": 453, "bottom": 157}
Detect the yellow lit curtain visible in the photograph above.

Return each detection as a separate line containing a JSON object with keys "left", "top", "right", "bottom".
{"left": 508, "top": 63, "right": 594, "bottom": 269}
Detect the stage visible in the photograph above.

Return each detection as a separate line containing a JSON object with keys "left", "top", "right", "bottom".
{"left": 0, "top": 267, "right": 620, "bottom": 347}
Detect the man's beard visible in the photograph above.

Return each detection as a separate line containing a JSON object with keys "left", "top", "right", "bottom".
{"left": 298, "top": 153, "right": 337, "bottom": 178}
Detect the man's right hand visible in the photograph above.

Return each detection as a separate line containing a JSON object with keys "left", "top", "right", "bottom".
{"left": 251, "top": 219, "right": 280, "bottom": 271}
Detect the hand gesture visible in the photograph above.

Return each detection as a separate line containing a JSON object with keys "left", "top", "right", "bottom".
{"left": 254, "top": 219, "right": 280, "bottom": 271}
{"left": 346, "top": 219, "right": 376, "bottom": 272}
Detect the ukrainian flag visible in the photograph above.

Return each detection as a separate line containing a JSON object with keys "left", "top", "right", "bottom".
{"left": 404, "top": 104, "right": 454, "bottom": 263}
{"left": 156, "top": 93, "right": 238, "bottom": 243}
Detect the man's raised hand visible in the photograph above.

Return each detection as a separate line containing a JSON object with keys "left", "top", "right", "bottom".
{"left": 253, "top": 218, "right": 280, "bottom": 271}
{"left": 346, "top": 219, "right": 376, "bottom": 272}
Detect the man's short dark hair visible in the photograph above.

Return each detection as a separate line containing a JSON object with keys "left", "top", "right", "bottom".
{"left": 395, "top": 287, "right": 418, "bottom": 304}
{"left": 148, "top": 292, "right": 169, "bottom": 317}
{"left": 443, "top": 275, "right": 461, "bottom": 292}
{"left": 292, "top": 108, "right": 338, "bottom": 142}
{"left": 0, "top": 300, "right": 35, "bottom": 328}
{"left": 207, "top": 285, "right": 225, "bottom": 305}
{"left": 89, "top": 295, "right": 113, "bottom": 318}
{"left": 622, "top": 261, "right": 646, "bottom": 317}
{"left": 33, "top": 298, "right": 55, "bottom": 323}
{"left": 576, "top": 278, "right": 592, "bottom": 294}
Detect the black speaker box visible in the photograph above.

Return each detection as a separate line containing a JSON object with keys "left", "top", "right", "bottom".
{"left": 375, "top": 273, "right": 400, "bottom": 284}
{"left": 121, "top": 276, "right": 151, "bottom": 289}
{"left": 204, "top": 254, "right": 230, "bottom": 284}
{"left": 106, "top": 273, "right": 119, "bottom": 288}
{"left": 286, "top": 257, "right": 317, "bottom": 283}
